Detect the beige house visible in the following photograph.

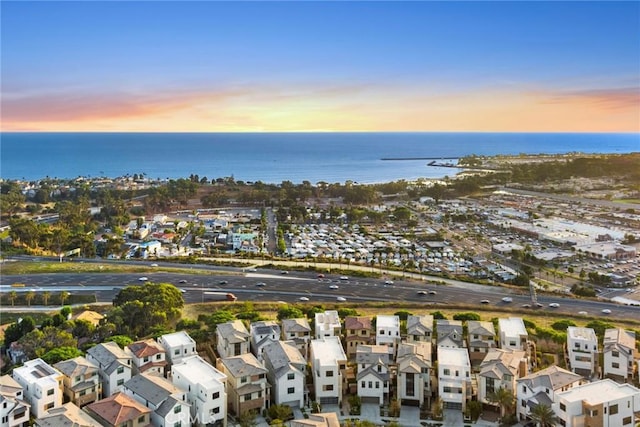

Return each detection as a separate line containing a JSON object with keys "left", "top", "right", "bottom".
{"left": 54, "top": 356, "right": 102, "bottom": 407}
{"left": 406, "top": 315, "right": 433, "bottom": 344}
{"left": 217, "top": 353, "right": 269, "bottom": 416}
{"left": 35, "top": 402, "right": 102, "bottom": 427}
{"left": 467, "top": 321, "right": 497, "bottom": 365}
{"left": 344, "top": 316, "right": 374, "bottom": 357}
{"left": 126, "top": 339, "right": 168, "bottom": 377}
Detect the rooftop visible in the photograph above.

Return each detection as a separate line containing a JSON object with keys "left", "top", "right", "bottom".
{"left": 311, "top": 337, "right": 347, "bottom": 367}
{"left": 557, "top": 379, "right": 640, "bottom": 405}
{"left": 377, "top": 315, "right": 400, "bottom": 329}
{"left": 159, "top": 331, "right": 196, "bottom": 347}
{"left": 172, "top": 355, "right": 226, "bottom": 388}
{"left": 438, "top": 347, "right": 470, "bottom": 367}
{"left": 567, "top": 327, "right": 597, "bottom": 342}
{"left": 499, "top": 317, "right": 528, "bottom": 338}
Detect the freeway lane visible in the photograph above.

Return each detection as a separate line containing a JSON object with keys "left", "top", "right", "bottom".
{"left": 1, "top": 271, "right": 639, "bottom": 320}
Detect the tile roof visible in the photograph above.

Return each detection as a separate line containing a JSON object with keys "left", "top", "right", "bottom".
{"left": 87, "top": 392, "right": 151, "bottom": 426}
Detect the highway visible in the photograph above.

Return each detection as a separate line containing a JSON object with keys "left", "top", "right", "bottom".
{"left": 2, "top": 266, "right": 639, "bottom": 320}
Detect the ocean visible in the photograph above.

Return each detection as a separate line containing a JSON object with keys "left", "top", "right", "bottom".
{"left": 1, "top": 132, "right": 638, "bottom": 184}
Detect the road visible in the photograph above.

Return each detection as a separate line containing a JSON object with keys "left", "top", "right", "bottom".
{"left": 2, "top": 266, "right": 638, "bottom": 320}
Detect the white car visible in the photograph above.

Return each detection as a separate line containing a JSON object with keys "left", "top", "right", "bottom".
{"left": 578, "top": 311, "right": 588, "bottom": 315}
{"left": 480, "top": 299, "right": 490, "bottom": 304}
{"left": 336, "top": 296, "right": 347, "bottom": 302}
{"left": 384, "top": 280, "right": 394, "bottom": 285}
{"left": 329, "top": 285, "right": 339, "bottom": 290}
{"left": 340, "top": 276, "right": 349, "bottom": 280}
{"left": 549, "top": 303, "right": 560, "bottom": 308}
{"left": 150, "top": 263, "right": 158, "bottom": 267}
{"left": 299, "top": 296, "right": 310, "bottom": 302}
{"left": 601, "top": 309, "right": 612, "bottom": 314}
{"left": 502, "top": 297, "right": 513, "bottom": 303}
{"left": 138, "top": 277, "right": 148, "bottom": 282}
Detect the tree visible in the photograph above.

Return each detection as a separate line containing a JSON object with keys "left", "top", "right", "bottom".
{"left": 59, "top": 291, "right": 70, "bottom": 306}
{"left": 267, "top": 404, "right": 293, "bottom": 422}
{"left": 106, "top": 335, "right": 134, "bottom": 348}
{"left": 19, "top": 327, "right": 77, "bottom": 359}
{"left": 487, "top": 387, "right": 515, "bottom": 420}
{"left": 277, "top": 306, "right": 304, "bottom": 321}
{"left": 42, "top": 291, "right": 51, "bottom": 306}
{"left": 529, "top": 403, "right": 560, "bottom": 427}
{"left": 551, "top": 319, "right": 576, "bottom": 331}
{"left": 7, "top": 290, "right": 17, "bottom": 306}
{"left": 25, "top": 290, "right": 36, "bottom": 307}
{"left": 41, "top": 346, "right": 83, "bottom": 364}
{"left": 3, "top": 317, "right": 36, "bottom": 346}
{"left": 238, "top": 410, "right": 257, "bottom": 427}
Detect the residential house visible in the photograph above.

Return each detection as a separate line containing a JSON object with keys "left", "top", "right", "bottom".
{"left": 290, "top": 412, "right": 340, "bottom": 427}
{"left": 314, "top": 311, "right": 341, "bottom": 339}
{"left": 158, "top": 331, "right": 197, "bottom": 367}
{"left": 553, "top": 379, "right": 640, "bottom": 427}
{"left": 126, "top": 339, "right": 168, "bottom": 377}
{"left": 437, "top": 347, "right": 471, "bottom": 411}
{"left": 12, "top": 358, "right": 63, "bottom": 418}
{"left": 356, "top": 345, "right": 390, "bottom": 405}
{"left": 123, "top": 373, "right": 190, "bottom": 427}
{"left": 603, "top": 328, "right": 637, "bottom": 382}
{"left": 406, "top": 315, "right": 433, "bottom": 344}
{"left": 498, "top": 317, "right": 528, "bottom": 351}
{"left": 376, "top": 315, "right": 401, "bottom": 357}
{"left": 71, "top": 310, "right": 104, "bottom": 327}
{"left": 281, "top": 318, "right": 312, "bottom": 359}
{"left": 35, "top": 402, "right": 101, "bottom": 427}
{"left": 250, "top": 321, "right": 281, "bottom": 362}
{"left": 86, "top": 341, "right": 132, "bottom": 397}
{"left": 85, "top": 392, "right": 152, "bottom": 427}
{"left": 478, "top": 349, "right": 529, "bottom": 412}
{"left": 216, "top": 320, "right": 250, "bottom": 359}
{"left": 467, "top": 321, "right": 497, "bottom": 365}
{"left": 53, "top": 356, "right": 102, "bottom": 407}
{"left": 262, "top": 341, "right": 306, "bottom": 407}
{"left": 172, "top": 355, "right": 227, "bottom": 427}
{"left": 344, "top": 317, "right": 374, "bottom": 358}
{"left": 310, "top": 337, "right": 347, "bottom": 405}
{"left": 567, "top": 327, "right": 599, "bottom": 378}
{"left": 436, "top": 320, "right": 464, "bottom": 349}
{"left": 516, "top": 365, "right": 585, "bottom": 423}
{"left": 396, "top": 342, "right": 432, "bottom": 407}
{"left": 216, "top": 353, "right": 269, "bottom": 416}
{"left": 0, "top": 375, "right": 30, "bottom": 427}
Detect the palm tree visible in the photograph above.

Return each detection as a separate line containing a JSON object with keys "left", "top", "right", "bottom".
{"left": 25, "top": 290, "right": 36, "bottom": 307}
{"left": 42, "top": 291, "right": 51, "bottom": 306}
{"left": 8, "top": 291, "right": 17, "bottom": 306}
{"left": 529, "top": 403, "right": 560, "bottom": 427}
{"left": 487, "top": 387, "right": 515, "bottom": 419}
{"left": 59, "top": 291, "right": 70, "bottom": 306}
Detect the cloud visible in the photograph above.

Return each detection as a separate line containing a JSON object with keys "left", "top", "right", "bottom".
{"left": 540, "top": 87, "right": 640, "bottom": 110}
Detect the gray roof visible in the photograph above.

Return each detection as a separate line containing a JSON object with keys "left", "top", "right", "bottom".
{"left": 87, "top": 342, "right": 131, "bottom": 373}
{"left": 468, "top": 321, "right": 495, "bottom": 337}
{"left": 36, "top": 402, "right": 101, "bottom": 427}
{"left": 407, "top": 315, "right": 433, "bottom": 335}
{"left": 356, "top": 345, "right": 390, "bottom": 366}
{"left": 217, "top": 320, "right": 250, "bottom": 343}
{"left": 54, "top": 356, "right": 99, "bottom": 378}
{"left": 124, "top": 373, "right": 182, "bottom": 407}
{"left": 155, "top": 395, "right": 188, "bottom": 418}
{"left": 517, "top": 365, "right": 582, "bottom": 391}
{"left": 219, "top": 353, "right": 268, "bottom": 378}
{"left": 263, "top": 341, "right": 305, "bottom": 379}
{"left": 282, "top": 318, "right": 311, "bottom": 334}
{"left": 356, "top": 365, "right": 389, "bottom": 382}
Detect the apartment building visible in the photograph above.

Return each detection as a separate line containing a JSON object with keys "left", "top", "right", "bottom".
{"left": 123, "top": 373, "right": 190, "bottom": 427}
{"left": 344, "top": 316, "right": 374, "bottom": 357}
{"left": 216, "top": 320, "right": 250, "bottom": 359}
{"left": 85, "top": 392, "right": 152, "bottom": 427}
{"left": 567, "top": 327, "right": 598, "bottom": 378}
{"left": 125, "top": 339, "right": 168, "bottom": 377}
{"left": 281, "top": 318, "right": 312, "bottom": 359}
{"left": 86, "top": 342, "right": 132, "bottom": 397}
{"left": 603, "top": 328, "right": 637, "bottom": 382}
{"left": 437, "top": 347, "right": 471, "bottom": 411}
{"left": 250, "top": 321, "right": 281, "bottom": 362}
{"left": 310, "top": 337, "right": 347, "bottom": 405}
{"left": 477, "top": 349, "right": 529, "bottom": 411}
{"left": 406, "top": 315, "right": 433, "bottom": 344}
{"left": 376, "top": 315, "right": 401, "bottom": 357}
{"left": 263, "top": 340, "right": 306, "bottom": 407}
{"left": 314, "top": 311, "right": 341, "bottom": 339}
{"left": 217, "top": 353, "right": 269, "bottom": 416}
{"left": 12, "top": 358, "right": 63, "bottom": 418}
{"left": 53, "top": 356, "right": 102, "bottom": 407}
{"left": 467, "top": 321, "right": 497, "bottom": 365}
{"left": 553, "top": 379, "right": 640, "bottom": 427}
{"left": 396, "top": 342, "right": 432, "bottom": 407}
{"left": 172, "top": 355, "right": 227, "bottom": 427}
{"left": 356, "top": 345, "right": 390, "bottom": 405}
{"left": 0, "top": 375, "right": 30, "bottom": 427}
{"left": 158, "top": 331, "right": 197, "bottom": 367}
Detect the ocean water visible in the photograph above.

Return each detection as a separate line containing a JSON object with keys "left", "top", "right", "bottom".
{"left": 1, "top": 132, "right": 638, "bottom": 184}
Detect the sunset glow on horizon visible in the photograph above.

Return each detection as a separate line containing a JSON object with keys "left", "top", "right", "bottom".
{"left": 2, "top": 1, "right": 639, "bottom": 133}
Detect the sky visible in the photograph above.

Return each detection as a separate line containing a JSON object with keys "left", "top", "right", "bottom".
{"left": 1, "top": 1, "right": 639, "bottom": 133}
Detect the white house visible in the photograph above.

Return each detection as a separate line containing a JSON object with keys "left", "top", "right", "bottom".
{"left": 216, "top": 320, "right": 251, "bottom": 359}
{"left": 263, "top": 341, "right": 306, "bottom": 407}
{"left": 124, "top": 372, "right": 191, "bottom": 427}
{"left": 158, "top": 331, "right": 197, "bottom": 367}
{"left": 406, "top": 315, "right": 433, "bottom": 344}
{"left": 53, "top": 356, "right": 102, "bottom": 407}
{"left": 396, "top": 342, "right": 432, "bottom": 407}
{"left": 0, "top": 375, "right": 30, "bottom": 427}
{"left": 12, "top": 359, "right": 63, "bottom": 418}
{"left": 249, "top": 321, "right": 281, "bottom": 362}
{"left": 498, "top": 317, "right": 528, "bottom": 351}
{"left": 516, "top": 365, "right": 585, "bottom": 423}
{"left": 567, "top": 327, "right": 599, "bottom": 378}
{"left": 86, "top": 341, "right": 132, "bottom": 397}
{"left": 125, "top": 339, "right": 168, "bottom": 377}
{"left": 376, "top": 315, "right": 401, "bottom": 357}
{"left": 281, "top": 318, "right": 312, "bottom": 359}
{"left": 310, "top": 337, "right": 347, "bottom": 405}
{"left": 172, "top": 355, "right": 227, "bottom": 427}
{"left": 356, "top": 345, "right": 391, "bottom": 405}
{"left": 477, "top": 348, "right": 529, "bottom": 411}
{"left": 435, "top": 319, "right": 464, "bottom": 349}
{"left": 216, "top": 353, "right": 269, "bottom": 416}
{"left": 314, "top": 311, "right": 341, "bottom": 339}
{"left": 553, "top": 379, "right": 640, "bottom": 427}
{"left": 437, "top": 347, "right": 471, "bottom": 411}
{"left": 603, "top": 328, "right": 637, "bottom": 382}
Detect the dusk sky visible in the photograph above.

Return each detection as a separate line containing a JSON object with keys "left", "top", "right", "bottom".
{"left": 2, "top": 1, "right": 639, "bottom": 132}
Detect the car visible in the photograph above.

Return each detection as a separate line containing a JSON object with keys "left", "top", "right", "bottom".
{"left": 578, "top": 311, "right": 588, "bottom": 315}
{"left": 521, "top": 304, "right": 532, "bottom": 308}
{"left": 340, "top": 276, "right": 349, "bottom": 280}
{"left": 428, "top": 290, "right": 437, "bottom": 295}
{"left": 281, "top": 271, "right": 289, "bottom": 275}
{"left": 502, "top": 297, "right": 513, "bottom": 303}
{"left": 481, "top": 299, "right": 490, "bottom": 304}
{"left": 384, "top": 280, "right": 394, "bottom": 285}
{"left": 150, "top": 263, "right": 158, "bottom": 267}
{"left": 179, "top": 289, "right": 187, "bottom": 293}
{"left": 256, "top": 282, "right": 266, "bottom": 287}
{"left": 299, "top": 296, "right": 310, "bottom": 302}
{"left": 219, "top": 280, "right": 228, "bottom": 285}
{"left": 535, "top": 302, "right": 544, "bottom": 308}
{"left": 336, "top": 297, "right": 347, "bottom": 302}
{"left": 248, "top": 268, "right": 257, "bottom": 272}
{"left": 138, "top": 277, "right": 148, "bottom": 282}
{"left": 549, "top": 303, "right": 560, "bottom": 308}
{"left": 329, "top": 285, "right": 339, "bottom": 290}
{"left": 601, "top": 309, "right": 612, "bottom": 314}
{"left": 417, "top": 291, "right": 428, "bottom": 295}
{"left": 179, "top": 279, "right": 188, "bottom": 284}
{"left": 317, "top": 274, "right": 325, "bottom": 278}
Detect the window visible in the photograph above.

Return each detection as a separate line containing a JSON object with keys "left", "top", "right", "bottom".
{"left": 45, "top": 402, "right": 54, "bottom": 410}
{"left": 75, "top": 376, "right": 81, "bottom": 382}
{"left": 79, "top": 390, "right": 86, "bottom": 396}
{"left": 47, "top": 389, "right": 54, "bottom": 396}
{"left": 322, "top": 385, "right": 333, "bottom": 391}
{"left": 174, "top": 349, "right": 180, "bottom": 355}
{"left": 623, "top": 416, "right": 632, "bottom": 425}
{"left": 244, "top": 393, "right": 252, "bottom": 401}
{"left": 143, "top": 356, "right": 149, "bottom": 362}
{"left": 455, "top": 370, "right": 459, "bottom": 377}
{"left": 474, "top": 334, "right": 479, "bottom": 339}
{"left": 138, "top": 416, "right": 146, "bottom": 423}
{"left": 613, "top": 362, "right": 620, "bottom": 369}
{"left": 444, "top": 369, "right": 450, "bottom": 376}
{"left": 174, "top": 406, "right": 182, "bottom": 414}
{"left": 375, "top": 381, "right": 380, "bottom": 389}
{"left": 361, "top": 330, "right": 367, "bottom": 335}
{"left": 288, "top": 387, "right": 295, "bottom": 394}
{"left": 174, "top": 422, "right": 181, "bottom": 427}
{"left": 509, "top": 341, "right": 516, "bottom": 346}
{"left": 117, "top": 379, "right": 125, "bottom": 386}
{"left": 212, "top": 407, "right": 220, "bottom": 414}
{"left": 590, "top": 410, "right": 598, "bottom": 416}
{"left": 560, "top": 403, "right": 566, "bottom": 411}
{"left": 368, "top": 381, "right": 372, "bottom": 388}
{"left": 612, "top": 350, "right": 620, "bottom": 357}
{"left": 361, "top": 381, "right": 365, "bottom": 388}
{"left": 156, "top": 354, "right": 162, "bottom": 360}
{"left": 610, "top": 404, "right": 618, "bottom": 415}
{"left": 117, "top": 366, "right": 124, "bottom": 374}
{"left": 212, "top": 392, "right": 219, "bottom": 400}
{"left": 241, "top": 376, "right": 247, "bottom": 383}
{"left": 287, "top": 373, "right": 295, "bottom": 380}
{"left": 443, "top": 386, "right": 452, "bottom": 393}
{"left": 326, "top": 370, "right": 334, "bottom": 377}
